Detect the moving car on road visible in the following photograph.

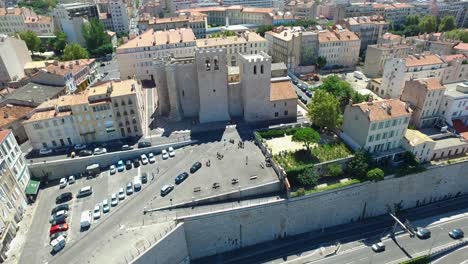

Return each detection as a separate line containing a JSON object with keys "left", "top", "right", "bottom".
{"left": 56, "top": 192, "right": 73, "bottom": 204}
{"left": 74, "top": 144, "right": 86, "bottom": 150}
{"left": 122, "top": 145, "right": 133, "bottom": 151}
{"left": 138, "top": 141, "right": 151, "bottom": 148}
{"left": 160, "top": 184, "right": 174, "bottom": 196}
{"left": 59, "top": 178, "right": 67, "bottom": 188}
{"left": 190, "top": 162, "right": 202, "bottom": 173}
{"left": 175, "top": 172, "right": 189, "bottom": 184}
{"left": 39, "top": 148, "right": 53, "bottom": 155}
{"left": 93, "top": 148, "right": 107, "bottom": 155}
{"left": 50, "top": 224, "right": 69, "bottom": 235}
{"left": 449, "top": 228, "right": 464, "bottom": 239}
{"left": 371, "top": 242, "right": 385, "bottom": 252}
{"left": 416, "top": 227, "right": 431, "bottom": 239}
{"left": 79, "top": 150, "right": 93, "bottom": 157}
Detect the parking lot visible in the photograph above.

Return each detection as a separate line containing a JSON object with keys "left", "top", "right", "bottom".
{"left": 20, "top": 127, "right": 280, "bottom": 264}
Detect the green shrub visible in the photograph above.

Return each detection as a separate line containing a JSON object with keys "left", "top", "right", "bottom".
{"left": 327, "top": 163, "right": 343, "bottom": 177}
{"left": 367, "top": 168, "right": 384, "bottom": 182}
{"left": 257, "top": 127, "right": 301, "bottom": 139}
{"left": 297, "top": 167, "right": 319, "bottom": 187}
{"left": 296, "top": 188, "right": 306, "bottom": 196}
{"left": 399, "top": 255, "right": 430, "bottom": 264}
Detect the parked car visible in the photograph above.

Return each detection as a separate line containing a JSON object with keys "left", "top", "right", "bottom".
{"left": 93, "top": 148, "right": 107, "bottom": 155}
{"left": 126, "top": 182, "right": 133, "bottom": 195}
{"left": 161, "top": 149, "right": 169, "bottom": 160}
{"left": 74, "top": 144, "right": 87, "bottom": 150}
{"left": 102, "top": 199, "right": 110, "bottom": 213}
{"left": 371, "top": 242, "right": 385, "bottom": 252}
{"left": 133, "top": 158, "right": 140, "bottom": 168}
{"left": 79, "top": 150, "right": 93, "bottom": 157}
{"left": 292, "top": 79, "right": 298, "bottom": 85}
{"left": 68, "top": 175, "right": 75, "bottom": 184}
{"left": 148, "top": 153, "right": 156, "bottom": 163}
{"left": 121, "top": 145, "right": 133, "bottom": 151}
{"left": 118, "top": 188, "right": 125, "bottom": 200}
{"left": 93, "top": 204, "right": 101, "bottom": 219}
{"left": 50, "top": 224, "right": 69, "bottom": 235}
{"left": 111, "top": 194, "right": 118, "bottom": 206}
{"left": 50, "top": 235, "right": 66, "bottom": 253}
{"left": 77, "top": 186, "right": 93, "bottom": 198}
{"left": 49, "top": 210, "right": 67, "bottom": 224}
{"left": 190, "top": 162, "right": 202, "bottom": 173}
{"left": 80, "top": 210, "right": 92, "bottom": 229}
{"left": 168, "top": 147, "right": 175, "bottom": 157}
{"left": 160, "top": 184, "right": 174, "bottom": 196}
{"left": 51, "top": 204, "right": 69, "bottom": 215}
{"left": 50, "top": 231, "right": 68, "bottom": 241}
{"left": 125, "top": 160, "right": 132, "bottom": 170}
{"left": 141, "top": 154, "right": 149, "bottom": 165}
{"left": 117, "top": 160, "right": 125, "bottom": 172}
{"left": 141, "top": 173, "right": 148, "bottom": 184}
{"left": 449, "top": 228, "right": 464, "bottom": 239}
{"left": 56, "top": 192, "right": 73, "bottom": 204}
{"left": 59, "top": 178, "right": 67, "bottom": 188}
{"left": 175, "top": 172, "right": 189, "bottom": 184}
{"left": 416, "top": 228, "right": 431, "bottom": 239}
{"left": 138, "top": 141, "right": 151, "bottom": 148}
{"left": 39, "top": 148, "right": 53, "bottom": 155}
{"left": 110, "top": 165, "right": 116, "bottom": 175}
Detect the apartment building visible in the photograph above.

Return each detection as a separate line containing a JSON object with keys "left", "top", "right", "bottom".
{"left": 342, "top": 99, "right": 412, "bottom": 156}
{"left": 177, "top": 6, "right": 274, "bottom": 27}
{"left": 0, "top": 104, "right": 34, "bottom": 144}
{"left": 364, "top": 43, "right": 413, "bottom": 78}
{"left": 400, "top": 78, "right": 446, "bottom": 128}
{"left": 0, "top": 35, "right": 31, "bottom": 87}
{"left": 442, "top": 54, "right": 468, "bottom": 84}
{"left": 265, "top": 27, "right": 305, "bottom": 71}
{"left": 107, "top": 0, "right": 130, "bottom": 34}
{"left": 440, "top": 82, "right": 468, "bottom": 127}
{"left": 116, "top": 28, "right": 196, "bottom": 80}
{"left": 53, "top": 3, "right": 99, "bottom": 45}
{"left": 317, "top": 26, "right": 360, "bottom": 68}
{"left": 154, "top": 49, "right": 297, "bottom": 123}
{"left": 342, "top": 16, "right": 388, "bottom": 54}
{"left": 196, "top": 31, "right": 268, "bottom": 67}
{"left": 406, "top": 33, "right": 458, "bottom": 56}
{"left": 164, "top": 0, "right": 191, "bottom": 13}
{"left": 23, "top": 79, "right": 144, "bottom": 150}
{"left": 29, "top": 59, "right": 98, "bottom": 93}
{"left": 378, "top": 32, "right": 403, "bottom": 45}
{"left": 380, "top": 54, "right": 448, "bottom": 99}
{"left": 0, "top": 148, "right": 28, "bottom": 262}
{"left": 222, "top": 0, "right": 274, "bottom": 8}
{"left": 402, "top": 129, "right": 436, "bottom": 163}
{"left": 453, "top": 43, "right": 468, "bottom": 55}
{"left": 284, "top": 1, "right": 316, "bottom": 18}
{"left": 341, "top": 2, "right": 415, "bottom": 26}
{"left": 137, "top": 14, "right": 207, "bottom": 39}
{"left": 0, "top": 7, "right": 54, "bottom": 36}
{"left": 431, "top": 0, "right": 468, "bottom": 28}
{"left": 0, "top": 130, "right": 29, "bottom": 189}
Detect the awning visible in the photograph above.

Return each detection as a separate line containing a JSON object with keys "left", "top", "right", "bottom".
{"left": 25, "top": 180, "right": 40, "bottom": 195}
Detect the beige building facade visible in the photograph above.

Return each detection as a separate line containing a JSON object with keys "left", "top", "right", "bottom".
{"left": 24, "top": 79, "right": 144, "bottom": 150}
{"left": 363, "top": 43, "right": 413, "bottom": 78}
{"left": 0, "top": 35, "right": 31, "bottom": 87}
{"left": 0, "top": 7, "right": 53, "bottom": 36}
{"left": 137, "top": 14, "right": 207, "bottom": 39}
{"left": 402, "top": 129, "right": 436, "bottom": 163}
{"left": 342, "top": 16, "right": 388, "bottom": 54}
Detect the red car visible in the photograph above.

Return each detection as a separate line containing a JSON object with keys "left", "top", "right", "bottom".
{"left": 50, "top": 223, "right": 68, "bottom": 235}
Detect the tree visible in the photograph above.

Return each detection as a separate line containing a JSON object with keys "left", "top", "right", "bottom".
{"left": 291, "top": 127, "right": 321, "bottom": 152}
{"left": 418, "top": 15, "right": 437, "bottom": 33}
{"left": 367, "top": 168, "right": 384, "bottom": 182}
{"left": 439, "top": 16, "right": 456, "bottom": 32}
{"left": 297, "top": 167, "right": 320, "bottom": 187}
{"left": 327, "top": 163, "right": 343, "bottom": 177}
{"left": 63, "top": 43, "right": 89, "bottom": 60}
{"left": 49, "top": 31, "right": 67, "bottom": 55}
{"left": 405, "top": 15, "right": 420, "bottom": 26}
{"left": 316, "top": 56, "right": 327, "bottom": 69}
{"left": 445, "top": 29, "right": 468, "bottom": 43}
{"left": 18, "top": 30, "right": 41, "bottom": 54}
{"left": 308, "top": 90, "right": 340, "bottom": 130}
{"left": 346, "top": 150, "right": 372, "bottom": 179}
{"left": 256, "top": 25, "right": 273, "bottom": 37}
{"left": 82, "top": 18, "right": 111, "bottom": 56}
{"left": 301, "top": 47, "right": 315, "bottom": 66}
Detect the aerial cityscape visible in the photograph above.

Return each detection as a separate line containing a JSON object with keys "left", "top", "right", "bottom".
{"left": 0, "top": 0, "right": 467, "bottom": 263}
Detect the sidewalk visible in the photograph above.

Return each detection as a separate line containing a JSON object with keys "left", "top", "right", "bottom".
{"left": 5, "top": 200, "right": 40, "bottom": 264}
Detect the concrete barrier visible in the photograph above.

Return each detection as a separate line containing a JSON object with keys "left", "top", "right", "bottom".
{"left": 28, "top": 140, "right": 196, "bottom": 181}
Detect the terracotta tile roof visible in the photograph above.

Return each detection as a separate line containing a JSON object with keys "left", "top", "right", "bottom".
{"left": 344, "top": 16, "right": 387, "bottom": 25}
{"left": 0, "top": 7, "right": 22, "bottom": 16}
{"left": 270, "top": 81, "right": 298, "bottom": 101}
{"left": 0, "top": 104, "right": 34, "bottom": 127}
{"left": 196, "top": 32, "right": 265, "bottom": 47}
{"left": 143, "top": 15, "right": 206, "bottom": 25}
{"left": 381, "top": 33, "right": 402, "bottom": 40}
{"left": 0, "top": 129, "right": 11, "bottom": 143}
{"left": 89, "top": 79, "right": 138, "bottom": 97}
{"left": 441, "top": 54, "right": 467, "bottom": 62}
{"left": 454, "top": 43, "right": 468, "bottom": 51}
{"left": 405, "top": 54, "right": 444, "bottom": 67}
{"left": 44, "top": 59, "right": 95, "bottom": 77}
{"left": 319, "top": 29, "right": 360, "bottom": 43}
{"left": 177, "top": 6, "right": 273, "bottom": 15}
{"left": 409, "top": 77, "right": 445, "bottom": 91}
{"left": 355, "top": 99, "right": 412, "bottom": 122}
{"left": 26, "top": 109, "right": 71, "bottom": 123}
{"left": 117, "top": 28, "right": 195, "bottom": 49}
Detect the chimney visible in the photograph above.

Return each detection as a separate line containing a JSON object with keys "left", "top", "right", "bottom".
{"left": 3, "top": 112, "right": 8, "bottom": 119}
{"left": 405, "top": 102, "right": 410, "bottom": 112}
{"left": 75, "top": 60, "right": 79, "bottom": 65}
{"left": 387, "top": 105, "right": 392, "bottom": 115}
{"left": 60, "top": 65, "right": 65, "bottom": 69}
{"left": 53, "top": 60, "right": 59, "bottom": 66}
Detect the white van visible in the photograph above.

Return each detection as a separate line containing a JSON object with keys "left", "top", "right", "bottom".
{"left": 80, "top": 210, "right": 92, "bottom": 229}
{"left": 77, "top": 186, "right": 93, "bottom": 197}
{"left": 51, "top": 235, "right": 66, "bottom": 252}
{"left": 133, "top": 176, "right": 142, "bottom": 191}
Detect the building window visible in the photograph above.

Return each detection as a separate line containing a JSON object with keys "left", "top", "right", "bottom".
{"left": 253, "top": 65, "right": 257, "bottom": 75}
{"left": 42, "top": 142, "right": 47, "bottom": 148}
{"left": 134, "top": 126, "right": 138, "bottom": 133}
{"left": 284, "top": 110, "right": 288, "bottom": 116}
{"left": 261, "top": 65, "right": 264, "bottom": 74}
{"left": 60, "top": 139, "right": 65, "bottom": 146}
{"left": 127, "top": 127, "right": 131, "bottom": 134}
{"left": 52, "top": 140, "right": 57, "bottom": 147}
{"left": 214, "top": 57, "right": 219, "bottom": 70}
{"left": 274, "top": 112, "right": 278, "bottom": 117}
{"left": 128, "top": 99, "right": 133, "bottom": 105}
{"left": 67, "top": 137, "right": 72, "bottom": 145}
{"left": 371, "top": 123, "right": 376, "bottom": 130}
{"left": 368, "top": 135, "right": 374, "bottom": 142}
{"left": 205, "top": 58, "right": 211, "bottom": 71}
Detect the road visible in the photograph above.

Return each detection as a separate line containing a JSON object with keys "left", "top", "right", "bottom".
{"left": 433, "top": 244, "right": 468, "bottom": 264}
{"left": 195, "top": 195, "right": 468, "bottom": 264}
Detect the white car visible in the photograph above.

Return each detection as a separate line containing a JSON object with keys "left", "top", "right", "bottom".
{"left": 141, "top": 154, "right": 149, "bottom": 165}
{"left": 59, "top": 178, "right": 67, "bottom": 188}
{"left": 110, "top": 165, "right": 116, "bottom": 174}
{"left": 93, "top": 204, "right": 101, "bottom": 219}
{"left": 111, "top": 194, "right": 118, "bottom": 206}
{"left": 102, "top": 199, "right": 110, "bottom": 213}
{"left": 74, "top": 144, "right": 86, "bottom": 150}
{"left": 161, "top": 149, "right": 169, "bottom": 160}
{"left": 168, "top": 147, "right": 175, "bottom": 157}
{"left": 68, "top": 175, "right": 75, "bottom": 184}
{"left": 93, "top": 148, "right": 107, "bottom": 155}
{"left": 39, "top": 148, "right": 53, "bottom": 155}
{"left": 118, "top": 188, "right": 125, "bottom": 200}
{"left": 148, "top": 153, "right": 156, "bottom": 163}
{"left": 371, "top": 242, "right": 385, "bottom": 252}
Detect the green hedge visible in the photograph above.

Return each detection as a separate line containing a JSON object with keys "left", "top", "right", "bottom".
{"left": 285, "top": 164, "right": 316, "bottom": 185}
{"left": 399, "top": 255, "right": 430, "bottom": 264}
{"left": 257, "top": 127, "right": 301, "bottom": 139}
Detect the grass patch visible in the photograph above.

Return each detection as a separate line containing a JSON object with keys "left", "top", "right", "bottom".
{"left": 291, "top": 179, "right": 361, "bottom": 196}
{"left": 274, "top": 149, "right": 318, "bottom": 170}
{"left": 399, "top": 255, "right": 430, "bottom": 264}
{"left": 311, "top": 143, "right": 352, "bottom": 162}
